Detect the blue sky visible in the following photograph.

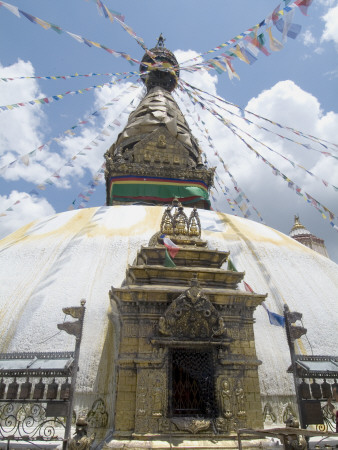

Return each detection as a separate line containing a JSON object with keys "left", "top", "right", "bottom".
{"left": 0, "top": 0, "right": 338, "bottom": 261}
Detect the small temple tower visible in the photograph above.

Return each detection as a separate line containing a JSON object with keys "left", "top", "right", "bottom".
{"left": 104, "top": 38, "right": 267, "bottom": 447}
{"left": 289, "top": 215, "right": 329, "bottom": 258}
{"left": 104, "top": 34, "right": 214, "bottom": 210}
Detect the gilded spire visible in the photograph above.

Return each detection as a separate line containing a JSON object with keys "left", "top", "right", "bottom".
{"left": 104, "top": 39, "right": 214, "bottom": 210}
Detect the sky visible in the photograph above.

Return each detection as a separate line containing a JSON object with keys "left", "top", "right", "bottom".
{"left": 0, "top": 0, "right": 338, "bottom": 262}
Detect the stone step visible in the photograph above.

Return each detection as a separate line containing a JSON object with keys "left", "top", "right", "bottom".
{"left": 136, "top": 246, "right": 229, "bottom": 269}
{"left": 126, "top": 265, "right": 244, "bottom": 289}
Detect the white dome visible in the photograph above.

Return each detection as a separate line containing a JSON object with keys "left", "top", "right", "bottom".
{"left": 0, "top": 205, "right": 337, "bottom": 428}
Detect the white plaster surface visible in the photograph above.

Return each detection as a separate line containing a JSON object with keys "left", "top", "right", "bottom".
{"left": 0, "top": 205, "right": 337, "bottom": 403}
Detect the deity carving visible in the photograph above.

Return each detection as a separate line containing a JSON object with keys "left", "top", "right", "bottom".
{"left": 221, "top": 379, "right": 231, "bottom": 412}
{"left": 158, "top": 278, "right": 226, "bottom": 339}
{"left": 152, "top": 379, "right": 163, "bottom": 417}
{"left": 157, "top": 134, "right": 166, "bottom": 148}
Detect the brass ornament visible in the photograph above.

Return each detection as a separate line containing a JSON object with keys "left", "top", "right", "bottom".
{"left": 171, "top": 417, "right": 211, "bottom": 434}
{"left": 158, "top": 279, "right": 225, "bottom": 339}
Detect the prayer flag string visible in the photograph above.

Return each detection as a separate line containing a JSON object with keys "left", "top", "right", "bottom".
{"left": 176, "top": 88, "right": 265, "bottom": 223}
{"left": 0, "top": 88, "right": 144, "bottom": 217}
{"left": 67, "top": 162, "right": 106, "bottom": 210}
{"left": 0, "top": 1, "right": 143, "bottom": 66}
{"left": 181, "top": 82, "right": 338, "bottom": 193}
{"left": 0, "top": 82, "right": 142, "bottom": 176}
{"left": 0, "top": 70, "right": 141, "bottom": 83}
{"left": 181, "top": 80, "right": 338, "bottom": 153}
{"left": 178, "top": 0, "right": 310, "bottom": 73}
{"left": 190, "top": 94, "right": 338, "bottom": 232}
{"left": 0, "top": 73, "right": 139, "bottom": 112}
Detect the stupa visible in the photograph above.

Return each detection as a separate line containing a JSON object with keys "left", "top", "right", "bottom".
{"left": 289, "top": 215, "right": 329, "bottom": 258}
{"left": 0, "top": 37, "right": 337, "bottom": 449}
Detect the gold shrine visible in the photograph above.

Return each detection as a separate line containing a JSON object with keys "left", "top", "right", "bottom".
{"left": 106, "top": 202, "right": 266, "bottom": 447}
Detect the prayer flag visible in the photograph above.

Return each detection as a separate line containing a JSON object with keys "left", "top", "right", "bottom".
{"left": 232, "top": 45, "right": 250, "bottom": 64}
{"left": 161, "top": 234, "right": 180, "bottom": 258}
{"left": 164, "top": 248, "right": 176, "bottom": 268}
{"left": 0, "top": 1, "right": 20, "bottom": 17}
{"left": 262, "top": 303, "right": 285, "bottom": 327}
{"left": 267, "top": 27, "right": 284, "bottom": 51}
{"left": 244, "top": 281, "right": 254, "bottom": 293}
{"left": 268, "top": 310, "right": 285, "bottom": 327}
{"left": 295, "top": 0, "right": 313, "bottom": 16}
{"left": 227, "top": 258, "right": 237, "bottom": 272}
{"left": 240, "top": 45, "right": 257, "bottom": 65}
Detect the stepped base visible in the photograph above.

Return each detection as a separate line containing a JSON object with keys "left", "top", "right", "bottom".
{"left": 103, "top": 437, "right": 278, "bottom": 449}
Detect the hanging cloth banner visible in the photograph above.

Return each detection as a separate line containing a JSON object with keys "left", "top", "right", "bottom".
{"left": 108, "top": 175, "right": 210, "bottom": 206}
{"left": 0, "top": 72, "right": 139, "bottom": 112}
{"left": 0, "top": 70, "right": 142, "bottom": 83}
{"left": 0, "top": 83, "right": 142, "bottom": 177}
{"left": 180, "top": 79, "right": 338, "bottom": 153}
{"left": 0, "top": 1, "right": 142, "bottom": 66}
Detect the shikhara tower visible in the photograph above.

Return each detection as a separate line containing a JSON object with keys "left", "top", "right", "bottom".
{"left": 104, "top": 34, "right": 214, "bottom": 210}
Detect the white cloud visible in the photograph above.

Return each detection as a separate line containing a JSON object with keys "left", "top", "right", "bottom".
{"left": 0, "top": 190, "right": 55, "bottom": 239}
{"left": 302, "top": 29, "right": 316, "bottom": 46}
{"left": 175, "top": 49, "right": 219, "bottom": 96}
{"left": 0, "top": 60, "right": 45, "bottom": 156}
{"left": 56, "top": 79, "right": 144, "bottom": 179}
{"left": 0, "top": 60, "right": 68, "bottom": 184}
{"left": 321, "top": 4, "right": 338, "bottom": 46}
{"left": 173, "top": 68, "right": 338, "bottom": 262}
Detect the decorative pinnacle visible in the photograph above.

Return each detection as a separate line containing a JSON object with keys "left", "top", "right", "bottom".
{"left": 156, "top": 33, "right": 166, "bottom": 48}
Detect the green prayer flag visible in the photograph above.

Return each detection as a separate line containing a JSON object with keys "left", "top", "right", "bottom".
{"left": 227, "top": 258, "right": 237, "bottom": 272}
{"left": 164, "top": 249, "right": 176, "bottom": 267}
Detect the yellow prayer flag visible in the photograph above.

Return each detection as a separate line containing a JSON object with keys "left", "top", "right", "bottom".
{"left": 267, "top": 27, "right": 284, "bottom": 51}
{"left": 35, "top": 18, "right": 51, "bottom": 30}
{"left": 233, "top": 45, "right": 250, "bottom": 64}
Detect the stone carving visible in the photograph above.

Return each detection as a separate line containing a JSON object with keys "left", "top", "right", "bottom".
{"left": 221, "top": 379, "right": 231, "bottom": 412}
{"left": 284, "top": 417, "right": 307, "bottom": 450}
{"left": 171, "top": 417, "right": 211, "bottom": 434}
{"left": 152, "top": 378, "right": 163, "bottom": 416}
{"left": 86, "top": 398, "right": 108, "bottom": 428}
{"left": 235, "top": 380, "right": 246, "bottom": 417}
{"left": 158, "top": 277, "right": 226, "bottom": 339}
{"left": 263, "top": 403, "right": 277, "bottom": 424}
{"left": 282, "top": 403, "right": 297, "bottom": 423}
{"left": 135, "top": 370, "right": 167, "bottom": 433}
{"left": 157, "top": 134, "right": 166, "bottom": 148}
{"left": 68, "top": 417, "right": 95, "bottom": 450}
{"left": 213, "top": 316, "right": 227, "bottom": 337}
{"left": 217, "top": 377, "right": 247, "bottom": 433}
